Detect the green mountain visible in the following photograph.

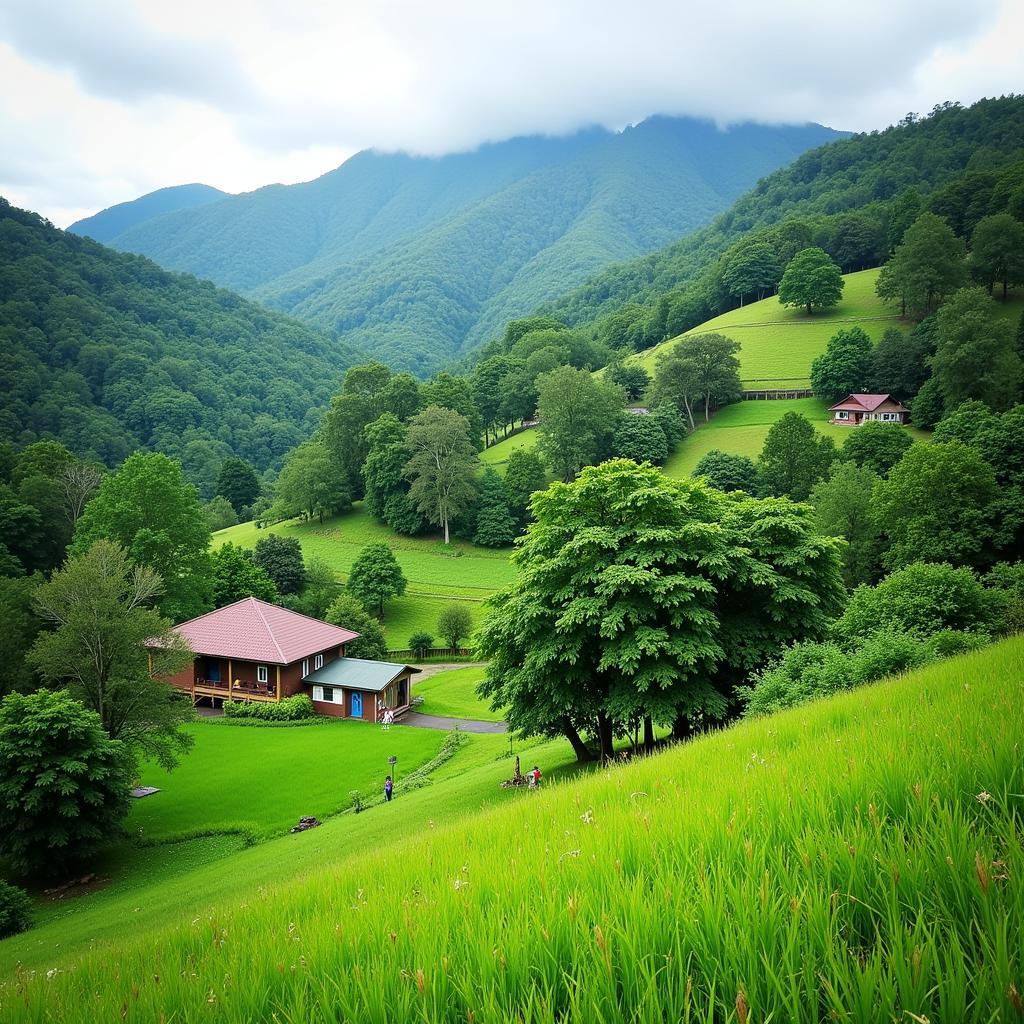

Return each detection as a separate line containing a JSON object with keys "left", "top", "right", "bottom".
{"left": 68, "top": 183, "right": 229, "bottom": 244}
{"left": 536, "top": 96, "right": 1024, "bottom": 340}
{"left": 96, "top": 117, "right": 843, "bottom": 374}
{"left": 0, "top": 198, "right": 357, "bottom": 491}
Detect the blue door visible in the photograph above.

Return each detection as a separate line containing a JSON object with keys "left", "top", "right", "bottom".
{"left": 350, "top": 691, "right": 363, "bottom": 718}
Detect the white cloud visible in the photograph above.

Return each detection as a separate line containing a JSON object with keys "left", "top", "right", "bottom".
{"left": 0, "top": 0, "right": 1020, "bottom": 226}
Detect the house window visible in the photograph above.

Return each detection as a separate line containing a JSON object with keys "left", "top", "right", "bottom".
{"left": 881, "top": 412, "right": 900, "bottom": 422}
{"left": 302, "top": 659, "right": 309, "bottom": 677}
{"left": 257, "top": 665, "right": 268, "bottom": 683}
{"left": 312, "top": 685, "right": 335, "bottom": 703}
{"left": 314, "top": 654, "right": 324, "bottom": 670}
{"left": 836, "top": 411, "right": 849, "bottom": 420}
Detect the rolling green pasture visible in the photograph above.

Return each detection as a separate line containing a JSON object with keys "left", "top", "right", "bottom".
{"left": 632, "top": 267, "right": 903, "bottom": 385}
{"left": 131, "top": 720, "right": 444, "bottom": 841}
{"left": 214, "top": 504, "right": 510, "bottom": 647}
{"left": 662, "top": 397, "right": 930, "bottom": 478}
{"left": 7, "top": 637, "right": 1021, "bottom": 1021}
{"left": 413, "top": 665, "right": 504, "bottom": 722}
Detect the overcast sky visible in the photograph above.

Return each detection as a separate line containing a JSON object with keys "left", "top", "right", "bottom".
{"left": 1, "top": 0, "right": 1021, "bottom": 227}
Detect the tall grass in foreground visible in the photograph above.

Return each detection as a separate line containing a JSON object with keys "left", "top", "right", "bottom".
{"left": 3, "top": 638, "right": 1022, "bottom": 1022}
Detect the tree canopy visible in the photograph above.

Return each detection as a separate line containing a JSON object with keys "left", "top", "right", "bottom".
{"left": 346, "top": 542, "right": 407, "bottom": 618}
{"left": 777, "top": 247, "right": 844, "bottom": 315}
{"left": 757, "top": 412, "right": 837, "bottom": 501}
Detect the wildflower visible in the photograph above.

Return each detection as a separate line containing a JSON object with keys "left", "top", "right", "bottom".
{"left": 976, "top": 791, "right": 991, "bottom": 803}
{"left": 581, "top": 808, "right": 594, "bottom": 824}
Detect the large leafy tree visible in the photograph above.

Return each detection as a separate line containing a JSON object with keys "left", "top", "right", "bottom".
{"left": 875, "top": 212, "right": 965, "bottom": 317}
{"left": 809, "top": 327, "right": 874, "bottom": 403}
{"left": 839, "top": 421, "right": 912, "bottom": 477}
{"left": 404, "top": 405, "right": 479, "bottom": 544}
{"left": 324, "top": 593, "right": 388, "bottom": 661}
{"left": 273, "top": 439, "right": 351, "bottom": 524}
{"left": 28, "top": 540, "right": 196, "bottom": 770}
{"left": 0, "top": 574, "right": 43, "bottom": 697}
{"left": 722, "top": 243, "right": 780, "bottom": 306}
{"left": 252, "top": 534, "right": 306, "bottom": 595}
{"left": 477, "top": 461, "right": 844, "bottom": 761}
{"left": 757, "top": 412, "right": 837, "bottom": 501}
{"left": 604, "top": 362, "right": 652, "bottom": 401}
{"left": 346, "top": 542, "right": 407, "bottom": 618}
{"left": 503, "top": 449, "right": 548, "bottom": 528}
{"left": 970, "top": 213, "right": 1024, "bottom": 300}
{"left": 536, "top": 366, "right": 624, "bottom": 481}
{"left": 473, "top": 468, "right": 517, "bottom": 548}
{"left": 0, "top": 689, "right": 134, "bottom": 877}
{"left": 654, "top": 333, "right": 741, "bottom": 428}
{"left": 72, "top": 452, "right": 212, "bottom": 622}
{"left": 611, "top": 413, "right": 670, "bottom": 465}
{"left": 874, "top": 441, "right": 997, "bottom": 569}
{"left": 810, "top": 462, "right": 882, "bottom": 587}
{"left": 362, "top": 414, "right": 412, "bottom": 518}
{"left": 693, "top": 450, "right": 759, "bottom": 494}
{"left": 931, "top": 287, "right": 1021, "bottom": 411}
{"left": 216, "top": 457, "right": 261, "bottom": 513}
{"left": 437, "top": 604, "right": 474, "bottom": 650}
{"left": 777, "top": 247, "right": 844, "bottom": 315}
{"left": 210, "top": 542, "right": 279, "bottom": 606}
{"left": 870, "top": 322, "right": 934, "bottom": 400}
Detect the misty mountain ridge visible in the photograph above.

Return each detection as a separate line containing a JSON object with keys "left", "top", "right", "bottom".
{"left": 81, "top": 115, "right": 845, "bottom": 374}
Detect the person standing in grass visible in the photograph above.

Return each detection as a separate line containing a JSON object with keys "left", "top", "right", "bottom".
{"left": 532, "top": 765, "right": 542, "bottom": 787}
{"left": 384, "top": 775, "right": 394, "bottom": 802}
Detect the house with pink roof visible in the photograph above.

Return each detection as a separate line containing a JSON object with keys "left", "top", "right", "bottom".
{"left": 827, "top": 393, "right": 909, "bottom": 426}
{"left": 148, "top": 597, "right": 418, "bottom": 720}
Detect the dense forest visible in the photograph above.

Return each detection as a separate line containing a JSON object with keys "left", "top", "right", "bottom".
{"left": 92, "top": 117, "right": 841, "bottom": 374}
{"left": 533, "top": 96, "right": 1024, "bottom": 352}
{"left": 0, "top": 199, "right": 357, "bottom": 493}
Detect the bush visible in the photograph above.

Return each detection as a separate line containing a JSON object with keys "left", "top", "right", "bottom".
{"left": 693, "top": 449, "right": 759, "bottom": 493}
{"left": 0, "top": 879, "right": 32, "bottom": 938}
{"left": 408, "top": 631, "right": 435, "bottom": 658}
{"left": 0, "top": 690, "right": 133, "bottom": 877}
{"left": 834, "top": 562, "right": 993, "bottom": 643}
{"left": 437, "top": 604, "right": 474, "bottom": 649}
{"left": 223, "top": 694, "right": 317, "bottom": 722}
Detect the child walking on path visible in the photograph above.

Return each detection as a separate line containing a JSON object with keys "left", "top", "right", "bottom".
{"left": 384, "top": 775, "right": 394, "bottom": 802}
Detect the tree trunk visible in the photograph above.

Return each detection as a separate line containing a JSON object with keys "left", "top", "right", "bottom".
{"left": 704, "top": 393, "right": 711, "bottom": 422}
{"left": 672, "top": 713, "right": 692, "bottom": 742}
{"left": 1002, "top": 279, "right": 1008, "bottom": 301}
{"left": 562, "top": 719, "right": 594, "bottom": 763}
{"left": 442, "top": 511, "right": 449, "bottom": 545}
{"left": 806, "top": 302, "right": 812, "bottom": 316}
{"left": 643, "top": 716, "right": 655, "bottom": 752}
{"left": 596, "top": 712, "right": 615, "bottom": 763}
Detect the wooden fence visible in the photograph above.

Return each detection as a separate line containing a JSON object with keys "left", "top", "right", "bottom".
{"left": 386, "top": 646, "right": 476, "bottom": 661}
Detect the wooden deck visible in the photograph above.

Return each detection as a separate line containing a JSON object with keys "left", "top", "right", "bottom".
{"left": 188, "top": 678, "right": 280, "bottom": 704}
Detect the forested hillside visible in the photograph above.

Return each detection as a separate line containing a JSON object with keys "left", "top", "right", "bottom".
{"left": 97, "top": 117, "right": 842, "bottom": 374}
{"left": 0, "top": 199, "right": 357, "bottom": 485}
{"left": 69, "top": 183, "right": 229, "bottom": 243}
{"left": 535, "top": 96, "right": 1024, "bottom": 349}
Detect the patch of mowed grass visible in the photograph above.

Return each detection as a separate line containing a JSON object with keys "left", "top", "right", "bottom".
{"left": 414, "top": 665, "right": 504, "bottom": 721}
{"left": 632, "top": 268, "right": 905, "bottom": 385}
{"left": 129, "top": 720, "right": 445, "bottom": 842}
{"left": 662, "top": 397, "right": 930, "bottom": 478}
{"left": 0, "top": 730, "right": 573, "bottom": 977}
{"left": 7, "top": 638, "right": 1022, "bottom": 1022}
{"left": 380, "top": 592, "right": 489, "bottom": 650}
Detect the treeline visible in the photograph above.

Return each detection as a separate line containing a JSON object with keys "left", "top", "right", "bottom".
{"left": 532, "top": 97, "right": 1024, "bottom": 355}
{"left": 0, "top": 199, "right": 358, "bottom": 495}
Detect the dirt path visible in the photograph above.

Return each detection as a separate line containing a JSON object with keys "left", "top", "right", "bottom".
{"left": 410, "top": 661, "right": 487, "bottom": 682}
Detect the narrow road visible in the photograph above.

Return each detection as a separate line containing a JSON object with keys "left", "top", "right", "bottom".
{"left": 400, "top": 712, "right": 507, "bottom": 734}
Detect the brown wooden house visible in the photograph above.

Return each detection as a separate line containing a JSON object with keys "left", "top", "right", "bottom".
{"left": 827, "top": 393, "right": 909, "bottom": 426}
{"left": 150, "top": 597, "right": 418, "bottom": 721}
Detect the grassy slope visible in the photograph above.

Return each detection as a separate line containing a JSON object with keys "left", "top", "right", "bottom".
{"left": 661, "top": 397, "right": 930, "bottom": 478}
{"left": 131, "top": 720, "right": 444, "bottom": 841}
{"left": 0, "top": 727, "right": 575, "bottom": 976}
{"left": 632, "top": 267, "right": 901, "bottom": 385}
{"left": 413, "top": 665, "right": 504, "bottom": 722}
{"left": 480, "top": 427, "right": 540, "bottom": 471}
{"left": 215, "top": 504, "right": 511, "bottom": 647}
{"left": 5, "top": 638, "right": 1021, "bottom": 1021}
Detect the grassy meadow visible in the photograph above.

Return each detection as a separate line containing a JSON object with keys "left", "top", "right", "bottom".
{"left": 4, "top": 637, "right": 1021, "bottom": 1021}
{"left": 480, "top": 427, "right": 541, "bottom": 471}
{"left": 130, "top": 720, "right": 445, "bottom": 842}
{"left": 214, "top": 504, "right": 511, "bottom": 647}
{"left": 632, "top": 268, "right": 903, "bottom": 385}
{"left": 413, "top": 665, "right": 504, "bottom": 721}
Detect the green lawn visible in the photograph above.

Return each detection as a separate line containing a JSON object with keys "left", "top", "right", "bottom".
{"left": 130, "top": 720, "right": 445, "bottom": 841}
{"left": 413, "top": 665, "right": 504, "bottom": 721}
{"left": 380, "top": 592, "right": 490, "bottom": 650}
{"left": 480, "top": 427, "right": 540, "bottom": 471}
{"left": 662, "top": 397, "right": 930, "bottom": 478}
{"left": 9, "top": 638, "right": 1022, "bottom": 1021}
{"left": 632, "top": 268, "right": 904, "bottom": 385}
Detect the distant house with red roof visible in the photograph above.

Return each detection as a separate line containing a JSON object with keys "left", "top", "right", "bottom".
{"left": 827, "top": 393, "right": 909, "bottom": 426}
{"left": 148, "top": 597, "right": 418, "bottom": 720}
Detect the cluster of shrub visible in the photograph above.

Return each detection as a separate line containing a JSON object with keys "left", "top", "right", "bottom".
{"left": 740, "top": 561, "right": 1019, "bottom": 716}
{"left": 222, "top": 693, "right": 318, "bottom": 722}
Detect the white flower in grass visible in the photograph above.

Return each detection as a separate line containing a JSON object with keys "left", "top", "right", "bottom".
{"left": 581, "top": 808, "right": 594, "bottom": 825}
{"left": 976, "top": 791, "right": 992, "bottom": 803}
